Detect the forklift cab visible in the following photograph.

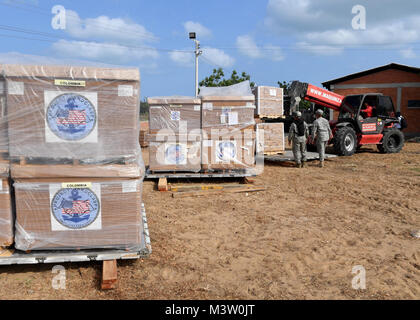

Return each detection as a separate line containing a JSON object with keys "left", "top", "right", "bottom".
{"left": 338, "top": 94, "right": 397, "bottom": 135}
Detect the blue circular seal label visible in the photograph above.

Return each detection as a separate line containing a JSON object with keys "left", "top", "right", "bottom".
{"left": 165, "top": 144, "right": 185, "bottom": 164}
{"left": 217, "top": 141, "right": 236, "bottom": 161}
{"left": 46, "top": 93, "right": 96, "bottom": 141}
{"left": 51, "top": 188, "right": 100, "bottom": 229}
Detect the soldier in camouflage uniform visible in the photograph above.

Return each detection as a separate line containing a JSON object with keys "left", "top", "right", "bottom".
{"left": 312, "top": 109, "right": 333, "bottom": 168}
{"left": 288, "top": 111, "right": 309, "bottom": 168}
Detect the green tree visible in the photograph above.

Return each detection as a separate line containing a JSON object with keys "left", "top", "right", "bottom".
{"left": 140, "top": 98, "right": 149, "bottom": 121}
{"left": 199, "top": 68, "right": 255, "bottom": 88}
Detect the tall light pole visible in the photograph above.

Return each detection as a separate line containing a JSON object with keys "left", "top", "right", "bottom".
{"left": 189, "top": 32, "right": 202, "bottom": 97}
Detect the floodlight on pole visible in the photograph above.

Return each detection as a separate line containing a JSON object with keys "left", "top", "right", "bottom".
{"left": 190, "top": 32, "right": 202, "bottom": 97}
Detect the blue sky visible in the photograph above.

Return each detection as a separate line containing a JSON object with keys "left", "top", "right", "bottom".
{"left": 0, "top": 0, "right": 419, "bottom": 99}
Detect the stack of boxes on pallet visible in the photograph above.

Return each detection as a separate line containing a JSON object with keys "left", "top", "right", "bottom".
{"left": 148, "top": 97, "right": 202, "bottom": 172}
{"left": 146, "top": 82, "right": 257, "bottom": 173}
{"left": 253, "top": 86, "right": 285, "bottom": 156}
{"left": 201, "top": 95, "right": 255, "bottom": 171}
{"left": 0, "top": 64, "right": 145, "bottom": 252}
{"left": 0, "top": 67, "right": 13, "bottom": 248}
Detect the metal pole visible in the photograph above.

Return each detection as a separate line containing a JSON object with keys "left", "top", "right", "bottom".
{"left": 195, "top": 40, "right": 199, "bottom": 97}
{"left": 194, "top": 39, "right": 202, "bottom": 97}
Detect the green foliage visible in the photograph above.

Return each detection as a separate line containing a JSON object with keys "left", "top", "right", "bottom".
{"left": 140, "top": 99, "right": 149, "bottom": 119}
{"left": 199, "top": 68, "right": 255, "bottom": 88}
{"left": 277, "top": 80, "right": 311, "bottom": 111}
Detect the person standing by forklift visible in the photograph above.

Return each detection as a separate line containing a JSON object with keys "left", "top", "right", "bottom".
{"left": 312, "top": 109, "right": 333, "bottom": 168}
{"left": 288, "top": 111, "right": 309, "bottom": 168}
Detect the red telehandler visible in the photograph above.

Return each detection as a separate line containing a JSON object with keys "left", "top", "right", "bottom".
{"left": 288, "top": 81, "right": 405, "bottom": 156}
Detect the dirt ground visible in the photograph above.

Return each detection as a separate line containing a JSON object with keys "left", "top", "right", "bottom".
{"left": 0, "top": 143, "right": 419, "bottom": 300}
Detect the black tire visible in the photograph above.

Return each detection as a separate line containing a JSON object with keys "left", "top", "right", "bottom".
{"left": 333, "top": 126, "right": 357, "bottom": 156}
{"left": 378, "top": 128, "right": 404, "bottom": 154}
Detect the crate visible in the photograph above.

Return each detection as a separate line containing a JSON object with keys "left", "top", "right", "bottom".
{"left": 0, "top": 73, "right": 8, "bottom": 154}
{"left": 202, "top": 127, "right": 256, "bottom": 171}
{"left": 13, "top": 177, "right": 144, "bottom": 251}
{"left": 4, "top": 64, "right": 140, "bottom": 163}
{"left": 256, "top": 122, "right": 285, "bottom": 155}
{"left": 201, "top": 96, "right": 255, "bottom": 135}
{"left": 253, "top": 86, "right": 284, "bottom": 118}
{"left": 148, "top": 97, "right": 201, "bottom": 134}
{"left": 0, "top": 164, "right": 12, "bottom": 248}
{"left": 148, "top": 133, "right": 201, "bottom": 173}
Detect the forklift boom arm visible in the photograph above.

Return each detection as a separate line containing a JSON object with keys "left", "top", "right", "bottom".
{"left": 289, "top": 81, "right": 344, "bottom": 112}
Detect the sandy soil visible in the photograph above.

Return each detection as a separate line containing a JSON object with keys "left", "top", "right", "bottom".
{"left": 0, "top": 143, "right": 419, "bottom": 300}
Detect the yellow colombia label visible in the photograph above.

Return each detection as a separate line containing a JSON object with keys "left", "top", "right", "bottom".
{"left": 62, "top": 182, "right": 92, "bottom": 189}
{"left": 54, "top": 79, "right": 86, "bottom": 87}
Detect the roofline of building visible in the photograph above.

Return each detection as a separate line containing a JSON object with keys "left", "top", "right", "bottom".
{"left": 322, "top": 63, "right": 420, "bottom": 90}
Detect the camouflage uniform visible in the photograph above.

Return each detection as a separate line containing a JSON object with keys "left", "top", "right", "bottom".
{"left": 288, "top": 121, "right": 309, "bottom": 166}
{"left": 312, "top": 116, "right": 332, "bottom": 162}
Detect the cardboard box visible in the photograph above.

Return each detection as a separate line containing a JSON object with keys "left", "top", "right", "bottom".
{"left": 256, "top": 122, "right": 285, "bottom": 154}
{"left": 148, "top": 97, "right": 201, "bottom": 134}
{"left": 14, "top": 178, "right": 144, "bottom": 251}
{"left": 0, "top": 164, "right": 13, "bottom": 247}
{"left": 253, "top": 86, "right": 284, "bottom": 117}
{"left": 0, "top": 71, "right": 8, "bottom": 153}
{"left": 148, "top": 133, "right": 201, "bottom": 172}
{"left": 201, "top": 96, "right": 255, "bottom": 135}
{"left": 4, "top": 64, "right": 140, "bottom": 163}
{"left": 202, "top": 127, "right": 255, "bottom": 171}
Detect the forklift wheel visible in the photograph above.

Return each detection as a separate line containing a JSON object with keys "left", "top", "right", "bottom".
{"left": 334, "top": 126, "right": 357, "bottom": 156}
{"left": 378, "top": 128, "right": 404, "bottom": 154}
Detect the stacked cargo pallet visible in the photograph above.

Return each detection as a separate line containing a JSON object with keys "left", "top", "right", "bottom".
{"left": 252, "top": 86, "right": 285, "bottom": 156}
{"left": 147, "top": 97, "right": 202, "bottom": 172}
{"left": 146, "top": 82, "right": 257, "bottom": 174}
{"left": 0, "top": 64, "right": 146, "bottom": 252}
{"left": 0, "top": 68, "right": 13, "bottom": 249}
{"left": 201, "top": 95, "right": 256, "bottom": 171}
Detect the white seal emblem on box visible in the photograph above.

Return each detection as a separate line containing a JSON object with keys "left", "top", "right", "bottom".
{"left": 46, "top": 93, "right": 97, "bottom": 141}
{"left": 51, "top": 188, "right": 100, "bottom": 229}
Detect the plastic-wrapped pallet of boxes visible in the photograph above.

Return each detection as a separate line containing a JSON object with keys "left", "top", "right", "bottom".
{"left": 256, "top": 122, "right": 285, "bottom": 155}
{"left": 0, "top": 162, "right": 13, "bottom": 248}
{"left": 147, "top": 97, "right": 202, "bottom": 172}
{"left": 200, "top": 81, "right": 256, "bottom": 171}
{"left": 253, "top": 86, "right": 284, "bottom": 117}
{"left": 1, "top": 63, "right": 146, "bottom": 251}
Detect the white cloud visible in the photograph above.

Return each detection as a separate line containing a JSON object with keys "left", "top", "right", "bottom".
{"left": 263, "top": 45, "right": 285, "bottom": 61}
{"left": 296, "top": 42, "right": 343, "bottom": 56}
{"left": 236, "top": 35, "right": 284, "bottom": 61}
{"left": 183, "top": 21, "right": 212, "bottom": 38}
{"left": 52, "top": 40, "right": 158, "bottom": 64}
{"left": 236, "top": 35, "right": 262, "bottom": 59}
{"left": 168, "top": 50, "right": 194, "bottom": 66}
{"left": 400, "top": 48, "right": 417, "bottom": 59}
{"left": 202, "top": 47, "right": 235, "bottom": 68}
{"left": 64, "top": 10, "right": 158, "bottom": 44}
{"left": 265, "top": 0, "right": 420, "bottom": 33}
{"left": 264, "top": 0, "right": 420, "bottom": 56}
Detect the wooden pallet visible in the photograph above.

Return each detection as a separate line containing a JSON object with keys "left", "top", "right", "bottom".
{"left": 146, "top": 168, "right": 257, "bottom": 179}
{"left": 263, "top": 151, "right": 285, "bottom": 156}
{"left": 157, "top": 176, "right": 256, "bottom": 193}
{"left": 257, "top": 114, "right": 285, "bottom": 120}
